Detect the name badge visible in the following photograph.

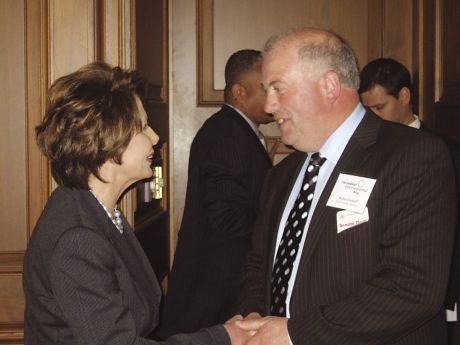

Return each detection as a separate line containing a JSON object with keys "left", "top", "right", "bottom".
{"left": 336, "top": 207, "right": 369, "bottom": 233}
{"left": 326, "top": 173, "right": 376, "bottom": 213}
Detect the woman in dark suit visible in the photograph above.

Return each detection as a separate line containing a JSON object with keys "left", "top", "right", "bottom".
{"left": 23, "top": 62, "right": 245, "bottom": 345}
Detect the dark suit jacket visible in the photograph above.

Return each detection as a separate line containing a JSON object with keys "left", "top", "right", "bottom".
{"left": 23, "top": 187, "right": 229, "bottom": 345}
{"left": 158, "top": 105, "right": 272, "bottom": 338}
{"left": 419, "top": 121, "right": 460, "bottom": 309}
{"left": 445, "top": 139, "right": 460, "bottom": 310}
{"left": 238, "top": 111, "right": 457, "bottom": 344}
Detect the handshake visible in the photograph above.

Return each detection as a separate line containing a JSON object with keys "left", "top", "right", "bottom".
{"left": 223, "top": 313, "right": 289, "bottom": 345}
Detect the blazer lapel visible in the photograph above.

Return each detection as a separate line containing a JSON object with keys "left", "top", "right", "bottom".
{"left": 81, "top": 190, "right": 159, "bottom": 304}
{"left": 296, "top": 111, "right": 381, "bottom": 278}
{"left": 109, "top": 220, "right": 160, "bottom": 304}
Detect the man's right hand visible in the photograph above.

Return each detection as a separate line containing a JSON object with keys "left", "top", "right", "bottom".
{"left": 224, "top": 315, "right": 253, "bottom": 345}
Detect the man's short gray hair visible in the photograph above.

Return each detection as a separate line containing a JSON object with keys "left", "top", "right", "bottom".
{"left": 263, "top": 27, "right": 360, "bottom": 89}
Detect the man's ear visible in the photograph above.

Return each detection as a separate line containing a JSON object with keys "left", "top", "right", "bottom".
{"left": 231, "top": 83, "right": 246, "bottom": 104}
{"left": 398, "top": 87, "right": 411, "bottom": 106}
{"left": 322, "top": 71, "right": 341, "bottom": 103}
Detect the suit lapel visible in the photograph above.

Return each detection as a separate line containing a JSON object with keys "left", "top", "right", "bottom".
{"left": 296, "top": 111, "right": 381, "bottom": 281}
{"left": 80, "top": 190, "right": 159, "bottom": 304}
{"left": 121, "top": 225, "right": 161, "bottom": 310}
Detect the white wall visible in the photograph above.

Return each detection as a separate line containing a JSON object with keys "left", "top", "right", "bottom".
{"left": 170, "top": 0, "right": 218, "bottom": 244}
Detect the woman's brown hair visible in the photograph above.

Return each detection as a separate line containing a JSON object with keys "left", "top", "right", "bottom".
{"left": 36, "top": 62, "right": 145, "bottom": 189}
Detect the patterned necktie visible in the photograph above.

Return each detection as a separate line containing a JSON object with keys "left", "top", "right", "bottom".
{"left": 270, "top": 152, "right": 326, "bottom": 316}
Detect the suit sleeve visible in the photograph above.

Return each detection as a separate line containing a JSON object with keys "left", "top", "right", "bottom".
{"left": 201, "top": 136, "right": 257, "bottom": 240}
{"left": 49, "top": 228, "right": 229, "bottom": 345}
{"left": 287, "top": 136, "right": 457, "bottom": 344}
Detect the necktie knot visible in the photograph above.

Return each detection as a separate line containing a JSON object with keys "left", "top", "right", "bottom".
{"left": 310, "top": 152, "right": 326, "bottom": 167}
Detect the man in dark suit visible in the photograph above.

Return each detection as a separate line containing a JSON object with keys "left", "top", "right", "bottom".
{"left": 157, "top": 49, "right": 274, "bottom": 338}
{"left": 359, "top": 57, "right": 426, "bottom": 129}
{"left": 359, "top": 57, "right": 460, "bottom": 342}
{"left": 235, "top": 28, "right": 457, "bottom": 345}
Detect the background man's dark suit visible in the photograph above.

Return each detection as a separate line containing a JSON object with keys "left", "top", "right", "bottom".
{"left": 445, "top": 138, "right": 460, "bottom": 310}
{"left": 158, "top": 104, "right": 272, "bottom": 337}
{"left": 23, "top": 187, "right": 229, "bottom": 345}
{"left": 238, "top": 111, "right": 457, "bottom": 344}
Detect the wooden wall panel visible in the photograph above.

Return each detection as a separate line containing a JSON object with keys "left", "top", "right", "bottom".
{"left": 441, "top": 0, "right": 460, "bottom": 101}
{"left": 382, "top": 0, "right": 413, "bottom": 72}
{"left": 100, "top": 0, "right": 122, "bottom": 65}
{"left": 413, "top": 0, "right": 436, "bottom": 125}
{"left": 434, "top": 0, "right": 460, "bottom": 140}
{"left": 25, "top": 0, "right": 50, "bottom": 237}
{"left": 0, "top": 275, "right": 24, "bottom": 322}
{"left": 213, "top": 0, "right": 370, "bottom": 89}
{"left": 198, "top": 0, "right": 372, "bottom": 106}
{"left": 100, "top": 0, "right": 134, "bottom": 69}
{"left": 136, "top": 0, "right": 165, "bottom": 90}
{"left": 197, "top": 0, "right": 414, "bottom": 107}
{"left": 49, "top": 0, "right": 96, "bottom": 81}
{"left": 0, "top": 0, "right": 27, "bottom": 252}
{"left": 0, "top": 1, "right": 29, "bottom": 342}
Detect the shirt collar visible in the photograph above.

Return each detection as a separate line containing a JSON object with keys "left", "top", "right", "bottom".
{"left": 318, "top": 103, "right": 366, "bottom": 165}
{"left": 225, "top": 103, "right": 260, "bottom": 134}
{"left": 408, "top": 114, "right": 421, "bottom": 129}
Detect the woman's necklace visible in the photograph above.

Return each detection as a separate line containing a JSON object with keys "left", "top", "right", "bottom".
{"left": 89, "top": 190, "right": 124, "bottom": 234}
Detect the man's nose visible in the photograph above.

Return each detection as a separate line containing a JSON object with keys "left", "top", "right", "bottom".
{"left": 264, "top": 93, "right": 279, "bottom": 114}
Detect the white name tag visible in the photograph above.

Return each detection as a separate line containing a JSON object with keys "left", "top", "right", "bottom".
{"left": 336, "top": 207, "right": 369, "bottom": 233}
{"left": 446, "top": 303, "right": 458, "bottom": 322}
{"left": 326, "top": 173, "right": 376, "bottom": 213}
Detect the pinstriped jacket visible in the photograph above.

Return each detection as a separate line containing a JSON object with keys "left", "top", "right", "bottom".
{"left": 238, "top": 111, "right": 457, "bottom": 345}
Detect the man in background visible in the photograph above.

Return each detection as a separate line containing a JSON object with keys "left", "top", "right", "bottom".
{"left": 359, "top": 58, "right": 422, "bottom": 128}
{"left": 235, "top": 28, "right": 456, "bottom": 345}
{"left": 360, "top": 57, "right": 460, "bottom": 343}
{"left": 157, "top": 49, "right": 274, "bottom": 338}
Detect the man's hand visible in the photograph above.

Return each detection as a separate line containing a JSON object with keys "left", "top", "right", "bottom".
{"left": 244, "top": 312, "right": 262, "bottom": 320}
{"left": 224, "top": 315, "right": 253, "bottom": 345}
{"left": 235, "top": 316, "right": 289, "bottom": 345}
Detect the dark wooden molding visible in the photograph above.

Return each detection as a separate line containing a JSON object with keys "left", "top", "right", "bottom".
{"left": 0, "top": 322, "right": 23, "bottom": 345}
{"left": 367, "top": 0, "right": 384, "bottom": 62}
{"left": 434, "top": 0, "right": 460, "bottom": 140}
{"left": 0, "top": 253, "right": 23, "bottom": 275}
{"left": 196, "top": 0, "right": 224, "bottom": 107}
{"left": 413, "top": 0, "right": 436, "bottom": 126}
{"left": 26, "top": 0, "right": 50, "bottom": 238}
